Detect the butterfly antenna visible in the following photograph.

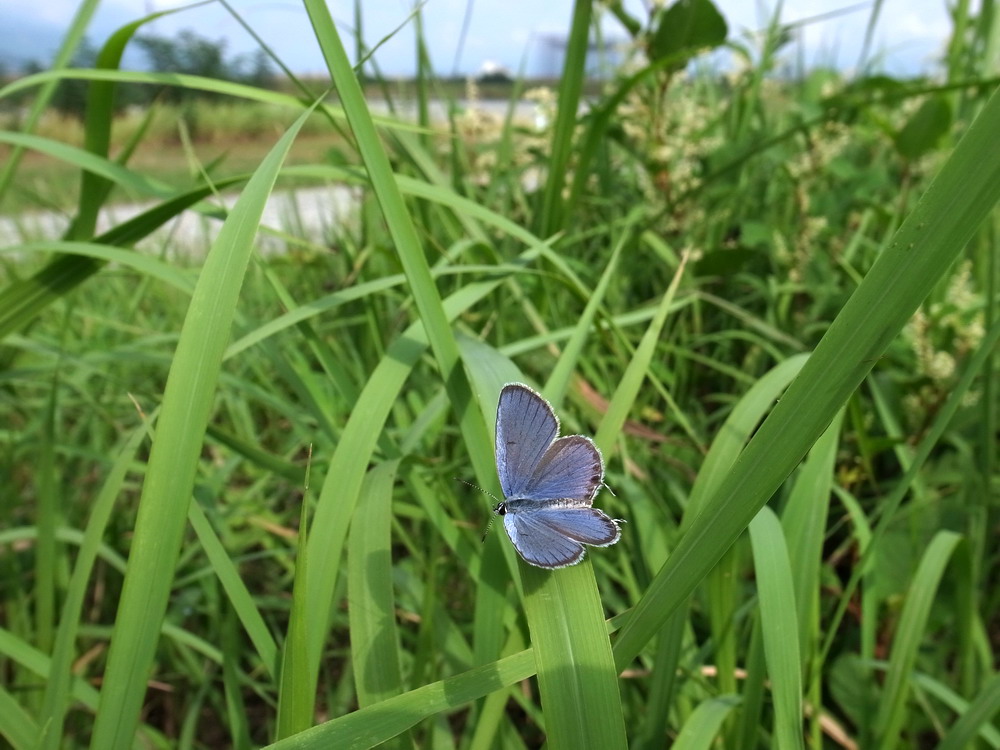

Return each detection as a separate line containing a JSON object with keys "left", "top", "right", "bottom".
{"left": 455, "top": 478, "right": 501, "bottom": 543}
{"left": 454, "top": 478, "right": 500, "bottom": 504}
{"left": 481, "top": 513, "right": 497, "bottom": 543}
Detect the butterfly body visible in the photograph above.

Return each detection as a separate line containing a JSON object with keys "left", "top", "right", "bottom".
{"left": 493, "top": 383, "right": 623, "bottom": 568}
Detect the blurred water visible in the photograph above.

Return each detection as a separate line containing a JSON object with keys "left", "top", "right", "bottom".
{"left": 0, "top": 182, "right": 362, "bottom": 257}
{"left": 0, "top": 98, "right": 549, "bottom": 255}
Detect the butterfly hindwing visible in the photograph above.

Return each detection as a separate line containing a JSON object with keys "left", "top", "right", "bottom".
{"left": 503, "top": 509, "right": 586, "bottom": 568}
{"left": 521, "top": 506, "right": 621, "bottom": 547}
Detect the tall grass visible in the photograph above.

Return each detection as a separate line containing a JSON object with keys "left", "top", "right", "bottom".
{"left": 1, "top": 1, "right": 999, "bottom": 749}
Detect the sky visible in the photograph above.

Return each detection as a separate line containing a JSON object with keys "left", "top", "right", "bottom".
{"left": 0, "top": 0, "right": 953, "bottom": 78}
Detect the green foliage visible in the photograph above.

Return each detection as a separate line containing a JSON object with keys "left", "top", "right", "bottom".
{"left": 1, "top": 2, "right": 999, "bottom": 749}
{"left": 27, "top": 28, "right": 275, "bottom": 118}
{"left": 647, "top": 0, "right": 728, "bottom": 68}
{"left": 893, "top": 96, "right": 953, "bottom": 160}
{"left": 136, "top": 29, "right": 274, "bottom": 102}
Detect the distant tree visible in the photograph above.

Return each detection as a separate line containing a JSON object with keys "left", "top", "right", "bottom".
{"left": 49, "top": 38, "right": 98, "bottom": 116}
{"left": 135, "top": 30, "right": 274, "bottom": 103}
{"left": 12, "top": 30, "right": 275, "bottom": 118}
{"left": 240, "top": 48, "right": 274, "bottom": 90}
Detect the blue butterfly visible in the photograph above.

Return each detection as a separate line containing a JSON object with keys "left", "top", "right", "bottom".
{"left": 493, "top": 383, "right": 623, "bottom": 568}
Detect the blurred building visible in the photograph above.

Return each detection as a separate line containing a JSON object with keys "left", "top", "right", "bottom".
{"left": 534, "top": 33, "right": 629, "bottom": 79}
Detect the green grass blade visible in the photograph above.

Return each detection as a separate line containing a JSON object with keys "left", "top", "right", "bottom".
{"left": 0, "top": 0, "right": 99, "bottom": 210}
{"left": 87, "top": 103, "right": 317, "bottom": 750}
{"left": 613, "top": 83, "right": 1000, "bottom": 670}
{"left": 683, "top": 354, "right": 810, "bottom": 526}
{"left": 70, "top": 9, "right": 183, "bottom": 239}
{"left": 520, "top": 561, "right": 628, "bottom": 750}
{"left": 781, "top": 412, "right": 843, "bottom": 747}
{"left": 671, "top": 695, "right": 742, "bottom": 750}
{"left": 543, "top": 227, "right": 629, "bottom": 408}
{"left": 348, "top": 461, "right": 405, "bottom": 708}
{"left": 299, "top": 1, "right": 499, "bottom": 693}
{"left": 748, "top": 507, "right": 804, "bottom": 750}
{"left": 935, "top": 672, "right": 1000, "bottom": 750}
{"left": 734, "top": 619, "right": 767, "bottom": 750}
{"left": 2, "top": 241, "right": 195, "bottom": 293}
{"left": 187, "top": 501, "right": 278, "bottom": 674}
{"left": 593, "top": 248, "right": 689, "bottom": 453}
{"left": 36, "top": 422, "right": 149, "bottom": 750}
{"left": 781, "top": 411, "right": 843, "bottom": 665}
{"left": 221, "top": 607, "right": 253, "bottom": 750}
{"left": 294, "top": 276, "right": 528, "bottom": 690}
{"left": 302, "top": 0, "right": 476, "bottom": 433}
{"left": 873, "top": 531, "right": 970, "bottom": 748}
{"left": 276, "top": 492, "right": 313, "bottom": 738}
{"left": 537, "top": 0, "right": 592, "bottom": 234}
{"left": 262, "top": 649, "right": 538, "bottom": 750}
{"left": 0, "top": 683, "right": 38, "bottom": 749}
{"left": 0, "top": 627, "right": 101, "bottom": 710}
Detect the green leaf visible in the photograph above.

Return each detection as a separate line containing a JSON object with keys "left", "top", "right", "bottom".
{"left": 894, "top": 96, "right": 953, "bottom": 160}
{"left": 649, "top": 0, "right": 728, "bottom": 69}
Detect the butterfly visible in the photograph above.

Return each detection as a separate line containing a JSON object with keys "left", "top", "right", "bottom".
{"left": 492, "top": 383, "right": 623, "bottom": 568}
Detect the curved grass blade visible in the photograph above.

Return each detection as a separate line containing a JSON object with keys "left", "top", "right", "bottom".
{"left": 0, "top": 179, "right": 245, "bottom": 340}
{"left": 36, "top": 422, "right": 149, "bottom": 749}
{"left": 0, "top": 683, "right": 37, "bottom": 748}
{"left": 187, "top": 501, "right": 278, "bottom": 675}
{"left": 748, "top": 507, "right": 804, "bottom": 750}
{"left": 0, "top": 0, "right": 100, "bottom": 210}
{"left": 71, "top": 7, "right": 198, "bottom": 239}
{"left": 592, "top": 248, "right": 690, "bottom": 453}
{"left": 671, "top": 695, "right": 742, "bottom": 750}
{"left": 294, "top": 252, "right": 551, "bottom": 704}
{"left": 262, "top": 649, "right": 537, "bottom": 750}
{"left": 348, "top": 461, "right": 405, "bottom": 709}
{"left": 537, "top": 0, "right": 592, "bottom": 235}
{"left": 873, "top": 531, "right": 971, "bottom": 748}
{"left": 542, "top": 225, "right": 630, "bottom": 409}
{"left": 934, "top": 671, "right": 1000, "bottom": 750}
{"left": 303, "top": 0, "right": 495, "bottom": 489}
{"left": 87, "top": 102, "right": 318, "bottom": 750}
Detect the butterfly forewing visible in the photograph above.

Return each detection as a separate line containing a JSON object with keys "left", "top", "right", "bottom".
{"left": 495, "top": 384, "right": 559, "bottom": 499}
{"left": 521, "top": 435, "right": 603, "bottom": 503}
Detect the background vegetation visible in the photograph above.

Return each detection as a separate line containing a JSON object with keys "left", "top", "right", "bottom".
{"left": 1, "top": 0, "right": 998, "bottom": 748}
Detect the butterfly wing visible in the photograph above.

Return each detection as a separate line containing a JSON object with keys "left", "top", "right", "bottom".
{"left": 503, "top": 506, "right": 622, "bottom": 568}
{"left": 495, "top": 384, "right": 559, "bottom": 499}
{"left": 525, "top": 506, "right": 622, "bottom": 547}
{"left": 503, "top": 510, "right": 586, "bottom": 568}
{"left": 521, "top": 435, "right": 603, "bottom": 503}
